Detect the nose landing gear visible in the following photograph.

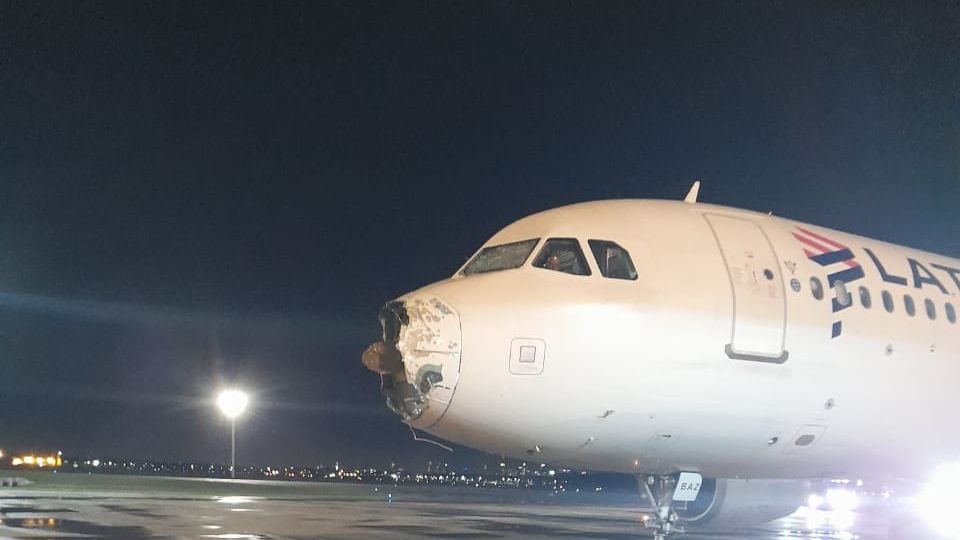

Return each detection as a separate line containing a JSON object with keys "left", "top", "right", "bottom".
{"left": 641, "top": 475, "right": 682, "bottom": 539}
{"left": 639, "top": 472, "right": 703, "bottom": 539}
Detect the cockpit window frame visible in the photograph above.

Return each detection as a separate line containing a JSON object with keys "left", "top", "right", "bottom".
{"left": 460, "top": 238, "right": 541, "bottom": 276}
{"left": 587, "top": 239, "right": 639, "bottom": 281}
{"left": 531, "top": 237, "right": 592, "bottom": 277}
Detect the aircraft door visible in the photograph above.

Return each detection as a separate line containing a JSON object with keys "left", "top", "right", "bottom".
{"left": 705, "top": 214, "right": 788, "bottom": 363}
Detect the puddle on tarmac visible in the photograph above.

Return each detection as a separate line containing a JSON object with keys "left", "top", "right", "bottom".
{"left": 467, "top": 520, "right": 603, "bottom": 537}
{"left": 100, "top": 503, "right": 168, "bottom": 518}
{"left": 0, "top": 505, "right": 76, "bottom": 513}
{"left": 0, "top": 516, "right": 167, "bottom": 539}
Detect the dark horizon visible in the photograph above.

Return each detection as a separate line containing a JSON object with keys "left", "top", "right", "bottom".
{"left": 1, "top": 1, "right": 958, "bottom": 469}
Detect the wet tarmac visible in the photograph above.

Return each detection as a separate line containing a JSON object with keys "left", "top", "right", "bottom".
{"left": 0, "top": 472, "right": 922, "bottom": 539}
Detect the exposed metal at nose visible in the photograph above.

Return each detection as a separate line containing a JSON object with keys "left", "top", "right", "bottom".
{"left": 361, "top": 295, "right": 462, "bottom": 426}
{"left": 380, "top": 301, "right": 408, "bottom": 346}
{"left": 361, "top": 302, "right": 406, "bottom": 376}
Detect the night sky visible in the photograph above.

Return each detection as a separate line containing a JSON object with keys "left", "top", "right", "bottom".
{"left": 1, "top": 1, "right": 958, "bottom": 469}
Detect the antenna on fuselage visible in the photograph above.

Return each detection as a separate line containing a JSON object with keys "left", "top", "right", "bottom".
{"left": 683, "top": 180, "right": 701, "bottom": 203}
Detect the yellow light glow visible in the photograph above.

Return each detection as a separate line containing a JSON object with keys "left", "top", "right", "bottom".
{"left": 11, "top": 457, "right": 23, "bottom": 466}
{"left": 23, "top": 455, "right": 35, "bottom": 465}
{"left": 46, "top": 456, "right": 56, "bottom": 465}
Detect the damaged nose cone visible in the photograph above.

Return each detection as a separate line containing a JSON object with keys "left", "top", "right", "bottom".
{"left": 361, "top": 341, "right": 403, "bottom": 375}
{"left": 362, "top": 300, "right": 408, "bottom": 376}
{"left": 363, "top": 295, "right": 462, "bottom": 428}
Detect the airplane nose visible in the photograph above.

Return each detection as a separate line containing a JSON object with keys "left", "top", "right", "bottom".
{"left": 362, "top": 294, "right": 462, "bottom": 428}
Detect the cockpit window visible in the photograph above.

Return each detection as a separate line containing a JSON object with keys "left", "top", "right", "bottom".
{"left": 588, "top": 240, "right": 638, "bottom": 280}
{"left": 532, "top": 238, "right": 591, "bottom": 276}
{"left": 461, "top": 238, "right": 539, "bottom": 275}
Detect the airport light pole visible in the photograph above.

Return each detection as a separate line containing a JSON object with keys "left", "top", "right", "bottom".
{"left": 216, "top": 389, "right": 249, "bottom": 479}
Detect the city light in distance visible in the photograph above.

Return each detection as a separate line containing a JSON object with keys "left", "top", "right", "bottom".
{"left": 9, "top": 453, "right": 62, "bottom": 468}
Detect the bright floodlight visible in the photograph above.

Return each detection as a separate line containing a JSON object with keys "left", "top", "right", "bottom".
{"left": 825, "top": 488, "right": 859, "bottom": 512}
{"left": 217, "top": 389, "right": 249, "bottom": 419}
{"left": 916, "top": 462, "right": 960, "bottom": 538}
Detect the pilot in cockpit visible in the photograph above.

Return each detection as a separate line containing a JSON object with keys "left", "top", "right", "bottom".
{"left": 545, "top": 255, "right": 561, "bottom": 271}
{"left": 534, "top": 239, "right": 590, "bottom": 276}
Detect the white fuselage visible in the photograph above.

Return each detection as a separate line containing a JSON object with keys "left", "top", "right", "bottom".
{"left": 373, "top": 199, "right": 960, "bottom": 481}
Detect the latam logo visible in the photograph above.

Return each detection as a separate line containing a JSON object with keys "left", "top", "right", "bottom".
{"left": 793, "top": 226, "right": 960, "bottom": 339}
{"left": 792, "top": 227, "right": 865, "bottom": 338}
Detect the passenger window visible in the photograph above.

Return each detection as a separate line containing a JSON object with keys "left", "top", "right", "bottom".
{"left": 532, "top": 238, "right": 591, "bottom": 276}
{"left": 925, "top": 298, "right": 936, "bottom": 320}
{"left": 858, "top": 286, "right": 872, "bottom": 309}
{"left": 835, "top": 281, "right": 852, "bottom": 308}
{"left": 904, "top": 294, "right": 916, "bottom": 317}
{"left": 810, "top": 277, "right": 824, "bottom": 301}
{"left": 588, "top": 240, "right": 638, "bottom": 280}
{"left": 882, "top": 290, "right": 894, "bottom": 313}
{"left": 946, "top": 303, "right": 957, "bottom": 324}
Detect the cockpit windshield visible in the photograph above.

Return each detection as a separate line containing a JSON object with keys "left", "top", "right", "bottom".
{"left": 532, "top": 238, "right": 591, "bottom": 276}
{"left": 588, "top": 239, "right": 638, "bottom": 280}
{"left": 461, "top": 238, "right": 540, "bottom": 275}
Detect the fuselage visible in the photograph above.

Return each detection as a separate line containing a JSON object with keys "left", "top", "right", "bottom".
{"left": 365, "top": 199, "right": 960, "bottom": 481}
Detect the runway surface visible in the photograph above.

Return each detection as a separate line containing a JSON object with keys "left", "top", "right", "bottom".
{"left": 0, "top": 472, "right": 912, "bottom": 539}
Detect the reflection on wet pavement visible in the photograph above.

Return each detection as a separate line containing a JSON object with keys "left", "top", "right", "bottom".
{"left": 0, "top": 474, "right": 910, "bottom": 539}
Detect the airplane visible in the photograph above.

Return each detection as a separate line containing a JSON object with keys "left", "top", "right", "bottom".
{"left": 362, "top": 183, "right": 960, "bottom": 538}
